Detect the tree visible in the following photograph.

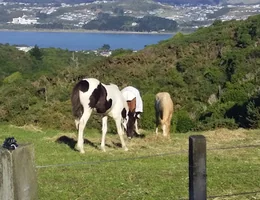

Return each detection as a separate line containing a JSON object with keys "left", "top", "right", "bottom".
{"left": 100, "top": 44, "right": 111, "bottom": 51}
{"left": 29, "top": 45, "right": 43, "bottom": 61}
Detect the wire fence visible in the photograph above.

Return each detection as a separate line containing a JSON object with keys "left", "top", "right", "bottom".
{"left": 35, "top": 143, "right": 260, "bottom": 199}
{"left": 35, "top": 144, "right": 260, "bottom": 169}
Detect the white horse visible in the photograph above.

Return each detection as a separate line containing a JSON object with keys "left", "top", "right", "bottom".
{"left": 71, "top": 78, "right": 129, "bottom": 153}
{"left": 155, "top": 92, "right": 174, "bottom": 137}
{"left": 121, "top": 86, "right": 143, "bottom": 138}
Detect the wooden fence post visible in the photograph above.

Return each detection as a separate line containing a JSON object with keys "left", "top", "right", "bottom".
{"left": 189, "top": 135, "right": 207, "bottom": 200}
{"left": 0, "top": 144, "right": 38, "bottom": 200}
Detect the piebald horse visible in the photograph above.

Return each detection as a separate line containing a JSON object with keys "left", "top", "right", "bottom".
{"left": 71, "top": 78, "right": 129, "bottom": 153}
{"left": 121, "top": 86, "right": 143, "bottom": 138}
{"left": 155, "top": 92, "right": 174, "bottom": 137}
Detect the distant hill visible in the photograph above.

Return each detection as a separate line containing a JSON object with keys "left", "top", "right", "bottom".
{"left": 1, "top": 0, "right": 108, "bottom": 2}
{"left": 154, "top": 0, "right": 260, "bottom": 5}
{"left": 154, "top": 0, "right": 220, "bottom": 5}
{"left": 81, "top": 14, "right": 178, "bottom": 32}
{"left": 2, "top": 0, "right": 260, "bottom": 4}
{"left": 2, "top": 0, "right": 97, "bottom": 3}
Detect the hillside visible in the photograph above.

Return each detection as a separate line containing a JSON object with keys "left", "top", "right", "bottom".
{"left": 1, "top": 0, "right": 260, "bottom": 33}
{"left": 3, "top": 0, "right": 260, "bottom": 5}
{"left": 154, "top": 0, "right": 260, "bottom": 5}
{"left": 1, "top": 14, "right": 260, "bottom": 133}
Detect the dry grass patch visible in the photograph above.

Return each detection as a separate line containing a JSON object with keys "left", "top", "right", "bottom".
{"left": 11, "top": 124, "right": 43, "bottom": 133}
{"left": 202, "top": 128, "right": 247, "bottom": 144}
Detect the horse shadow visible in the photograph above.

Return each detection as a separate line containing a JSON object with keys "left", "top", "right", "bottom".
{"left": 55, "top": 135, "right": 99, "bottom": 150}
{"left": 134, "top": 132, "right": 146, "bottom": 138}
{"left": 56, "top": 132, "right": 146, "bottom": 151}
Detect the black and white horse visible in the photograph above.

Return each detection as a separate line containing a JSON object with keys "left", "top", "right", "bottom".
{"left": 71, "top": 78, "right": 129, "bottom": 153}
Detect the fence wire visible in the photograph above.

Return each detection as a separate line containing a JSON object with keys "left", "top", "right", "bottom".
{"left": 208, "top": 190, "right": 260, "bottom": 199}
{"left": 180, "top": 190, "right": 260, "bottom": 200}
{"left": 35, "top": 143, "right": 260, "bottom": 169}
{"left": 36, "top": 149, "right": 187, "bottom": 169}
{"left": 36, "top": 143, "right": 260, "bottom": 199}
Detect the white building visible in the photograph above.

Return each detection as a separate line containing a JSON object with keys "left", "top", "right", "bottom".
{"left": 16, "top": 46, "right": 33, "bottom": 52}
{"left": 12, "top": 15, "right": 38, "bottom": 24}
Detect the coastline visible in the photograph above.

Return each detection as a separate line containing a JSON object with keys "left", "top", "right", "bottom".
{"left": 0, "top": 28, "right": 181, "bottom": 35}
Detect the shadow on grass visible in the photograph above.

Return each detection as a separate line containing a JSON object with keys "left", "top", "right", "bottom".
{"left": 134, "top": 133, "right": 146, "bottom": 138}
{"left": 55, "top": 133, "right": 144, "bottom": 151}
{"left": 111, "top": 133, "right": 146, "bottom": 148}
{"left": 55, "top": 135, "right": 99, "bottom": 150}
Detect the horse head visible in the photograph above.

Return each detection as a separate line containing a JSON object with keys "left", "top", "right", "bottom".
{"left": 122, "top": 109, "right": 139, "bottom": 139}
{"left": 121, "top": 87, "right": 143, "bottom": 139}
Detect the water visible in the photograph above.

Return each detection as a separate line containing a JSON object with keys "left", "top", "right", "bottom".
{"left": 0, "top": 31, "right": 173, "bottom": 51}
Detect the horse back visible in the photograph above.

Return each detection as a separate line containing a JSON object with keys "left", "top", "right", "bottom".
{"left": 76, "top": 78, "right": 112, "bottom": 114}
{"left": 155, "top": 92, "right": 174, "bottom": 115}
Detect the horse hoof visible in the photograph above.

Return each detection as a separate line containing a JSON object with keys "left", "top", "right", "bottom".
{"left": 101, "top": 146, "right": 106, "bottom": 152}
{"left": 124, "top": 147, "right": 129, "bottom": 151}
{"left": 75, "top": 145, "right": 85, "bottom": 154}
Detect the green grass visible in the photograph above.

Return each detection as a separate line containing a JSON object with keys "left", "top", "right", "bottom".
{"left": 0, "top": 124, "right": 259, "bottom": 200}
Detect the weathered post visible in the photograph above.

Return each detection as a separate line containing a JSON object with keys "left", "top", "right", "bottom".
{"left": 0, "top": 144, "right": 37, "bottom": 200}
{"left": 189, "top": 135, "right": 207, "bottom": 200}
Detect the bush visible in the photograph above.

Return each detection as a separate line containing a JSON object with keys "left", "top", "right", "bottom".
{"left": 175, "top": 110, "right": 195, "bottom": 133}
{"left": 196, "top": 118, "right": 238, "bottom": 131}
{"left": 246, "top": 100, "right": 260, "bottom": 129}
{"left": 3, "top": 72, "right": 22, "bottom": 84}
{"left": 140, "top": 93, "right": 156, "bottom": 130}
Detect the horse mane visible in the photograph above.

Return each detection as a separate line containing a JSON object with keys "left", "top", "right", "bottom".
{"left": 71, "top": 80, "right": 89, "bottom": 118}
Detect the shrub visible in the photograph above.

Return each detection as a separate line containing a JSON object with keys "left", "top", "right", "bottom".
{"left": 196, "top": 118, "right": 238, "bottom": 131}
{"left": 175, "top": 110, "right": 195, "bottom": 133}
{"left": 246, "top": 100, "right": 260, "bottom": 129}
{"left": 140, "top": 93, "right": 156, "bottom": 130}
{"left": 3, "top": 72, "right": 22, "bottom": 84}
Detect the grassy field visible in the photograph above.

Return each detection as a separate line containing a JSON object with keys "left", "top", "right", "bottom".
{"left": 0, "top": 124, "right": 259, "bottom": 200}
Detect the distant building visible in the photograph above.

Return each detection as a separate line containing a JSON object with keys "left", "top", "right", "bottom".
{"left": 11, "top": 15, "right": 38, "bottom": 25}
{"left": 16, "top": 46, "right": 33, "bottom": 52}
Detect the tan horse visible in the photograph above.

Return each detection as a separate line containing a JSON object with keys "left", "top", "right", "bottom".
{"left": 155, "top": 92, "right": 174, "bottom": 137}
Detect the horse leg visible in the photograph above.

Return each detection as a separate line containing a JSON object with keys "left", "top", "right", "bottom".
{"left": 155, "top": 111, "right": 160, "bottom": 135}
{"left": 101, "top": 116, "right": 108, "bottom": 152}
{"left": 114, "top": 117, "right": 128, "bottom": 151}
{"left": 75, "top": 119, "right": 80, "bottom": 130}
{"left": 75, "top": 109, "right": 92, "bottom": 154}
{"left": 135, "top": 120, "right": 140, "bottom": 135}
{"left": 162, "top": 122, "right": 167, "bottom": 136}
{"left": 166, "top": 112, "right": 173, "bottom": 137}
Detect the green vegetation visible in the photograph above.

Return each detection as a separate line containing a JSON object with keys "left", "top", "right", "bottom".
{"left": 0, "top": 124, "right": 259, "bottom": 199}
{"left": 1, "top": 15, "right": 260, "bottom": 133}
{"left": 1, "top": 14, "right": 260, "bottom": 200}
{"left": 82, "top": 13, "right": 178, "bottom": 32}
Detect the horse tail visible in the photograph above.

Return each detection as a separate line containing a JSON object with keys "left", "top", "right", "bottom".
{"left": 155, "top": 94, "right": 163, "bottom": 120}
{"left": 71, "top": 80, "right": 89, "bottom": 118}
